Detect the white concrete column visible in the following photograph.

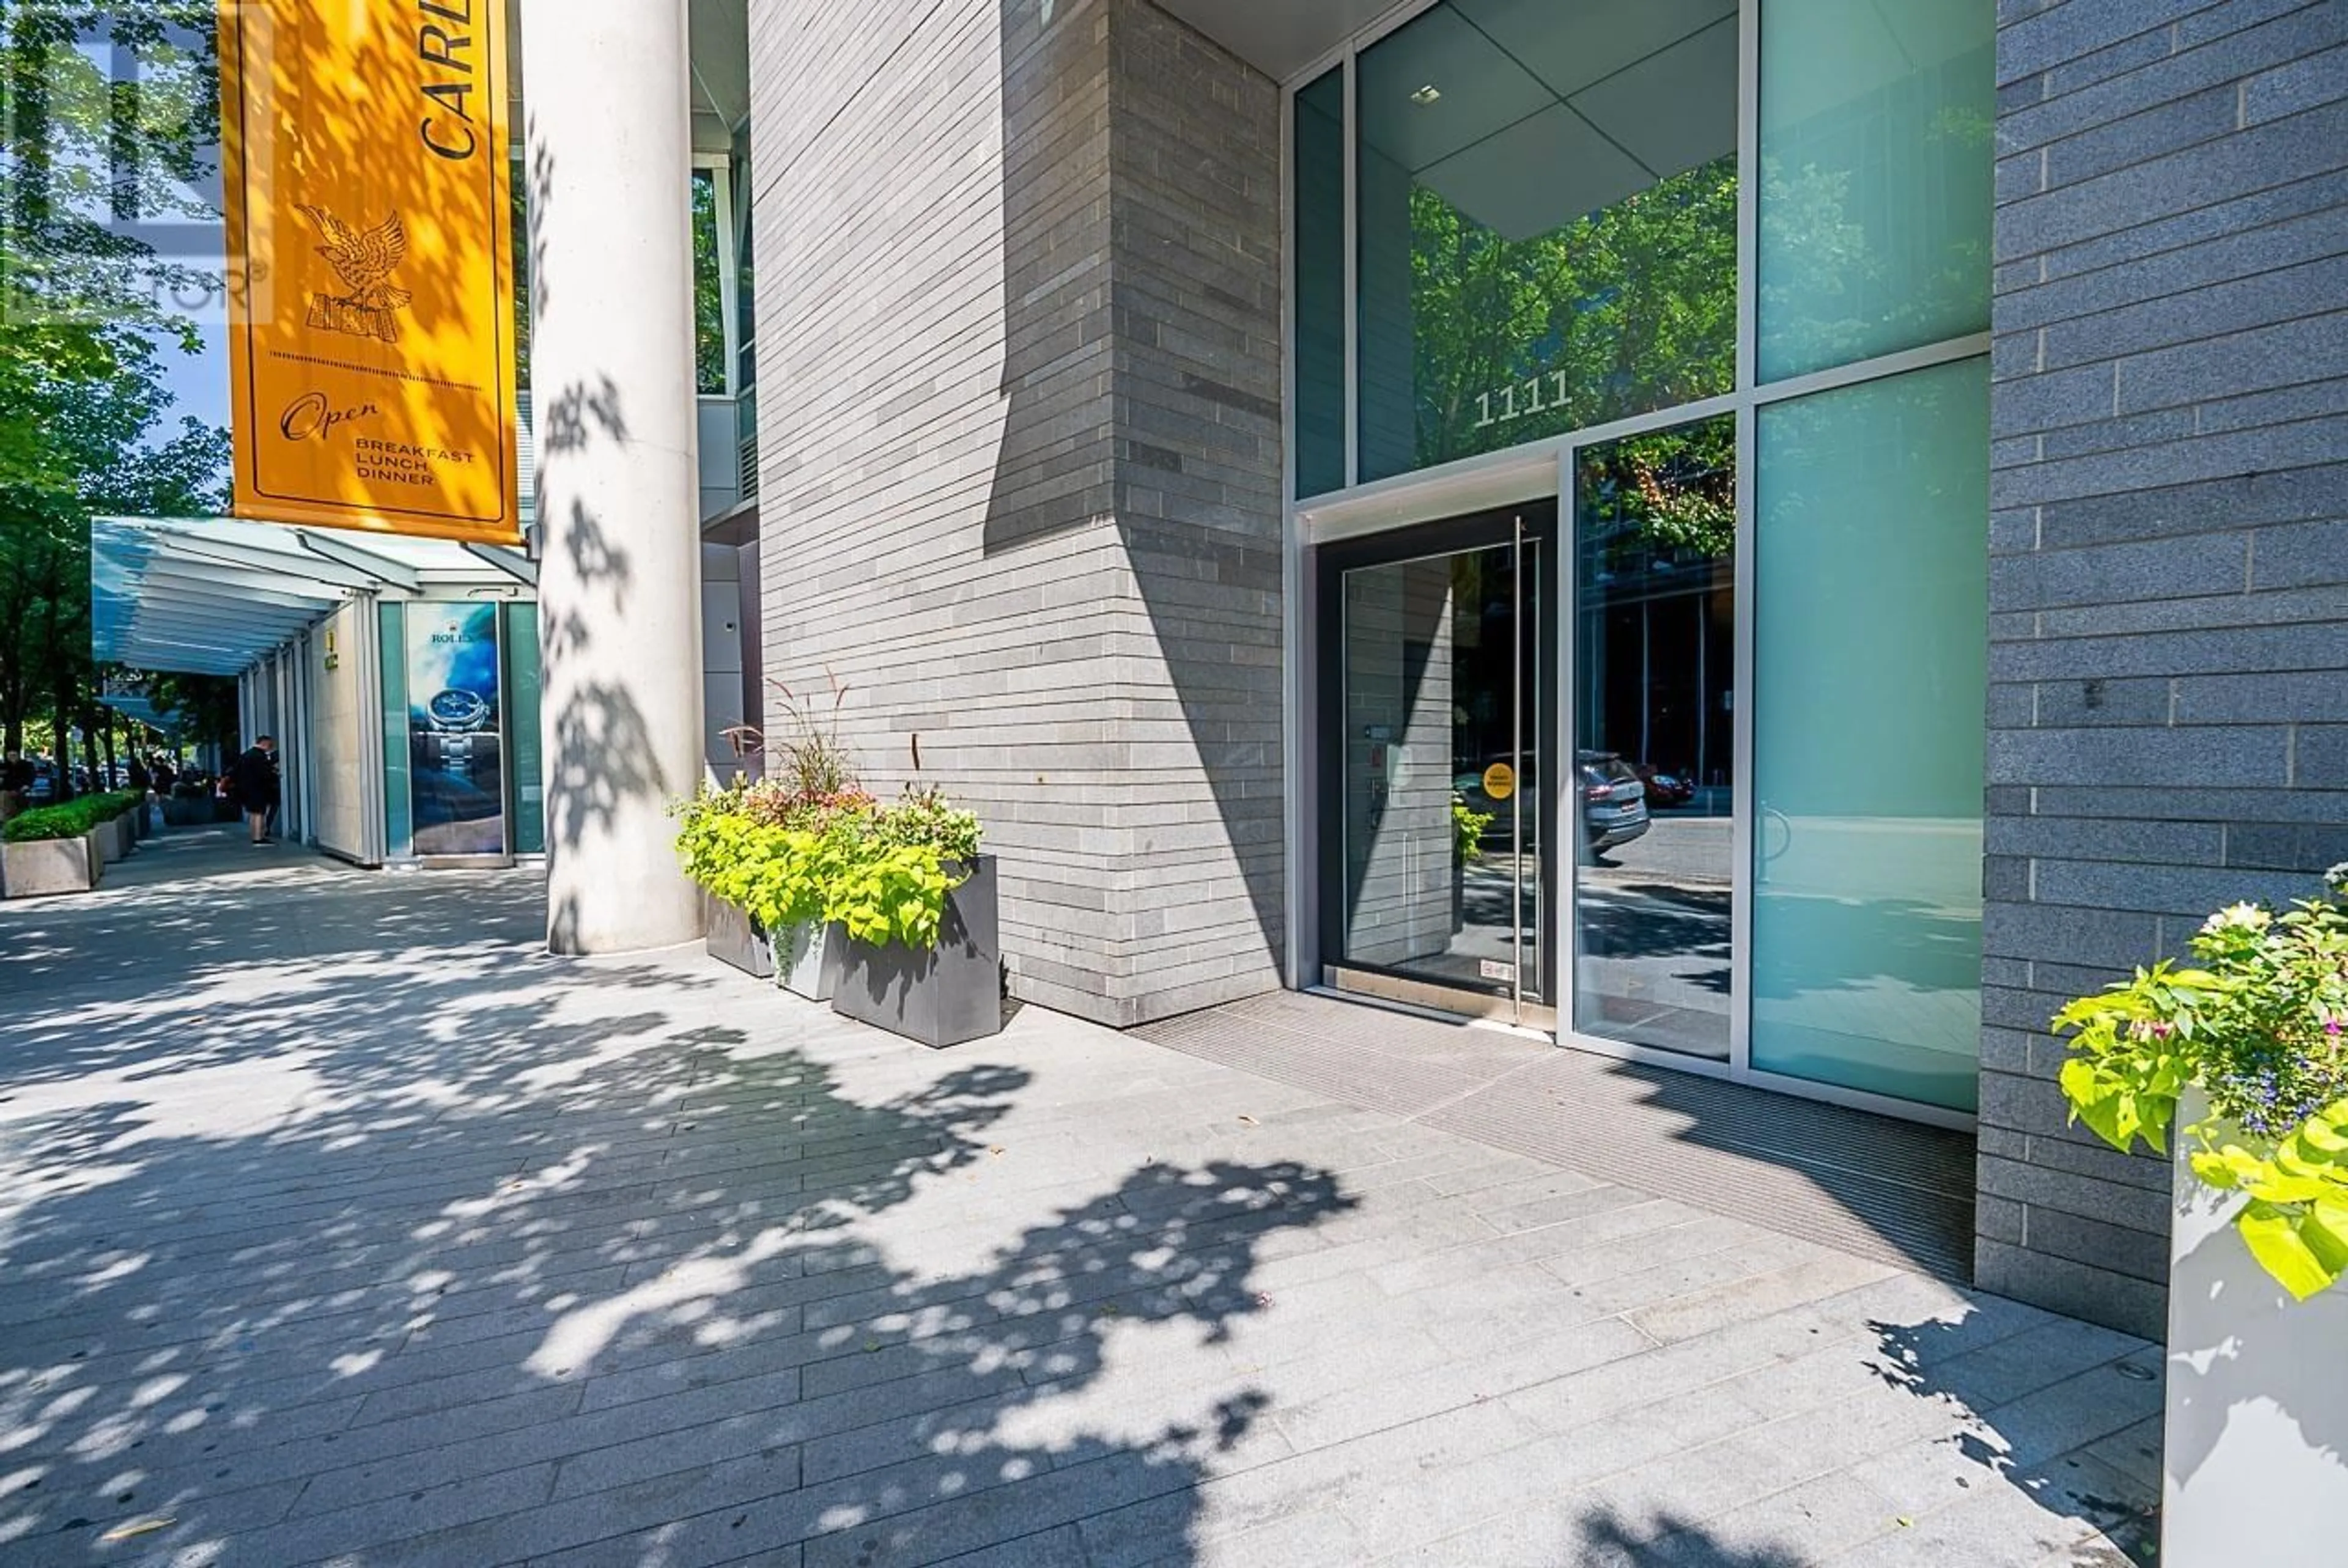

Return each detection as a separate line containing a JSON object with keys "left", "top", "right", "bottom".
{"left": 520, "top": 0, "right": 705, "bottom": 953}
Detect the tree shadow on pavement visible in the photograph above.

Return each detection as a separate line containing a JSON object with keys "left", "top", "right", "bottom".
{"left": 0, "top": 865, "right": 1356, "bottom": 1566}
{"left": 1566, "top": 1505, "right": 1809, "bottom": 1567}
{"left": 1861, "top": 1314, "right": 2164, "bottom": 1567}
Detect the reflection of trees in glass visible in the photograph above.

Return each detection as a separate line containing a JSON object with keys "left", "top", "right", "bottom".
{"left": 509, "top": 169, "right": 725, "bottom": 396}
{"left": 1755, "top": 51, "right": 1995, "bottom": 378}
{"left": 511, "top": 160, "right": 531, "bottom": 389}
{"left": 692, "top": 171, "right": 726, "bottom": 394}
{"left": 1578, "top": 417, "right": 1735, "bottom": 571}
{"left": 1409, "top": 156, "right": 1736, "bottom": 471}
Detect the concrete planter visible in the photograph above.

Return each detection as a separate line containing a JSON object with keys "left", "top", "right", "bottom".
{"left": 92, "top": 816, "right": 130, "bottom": 863}
{"left": 832, "top": 856, "right": 1003, "bottom": 1048}
{"left": 2162, "top": 1086, "right": 2348, "bottom": 1567}
{"left": 703, "top": 893, "right": 775, "bottom": 980}
{"left": 163, "top": 795, "right": 209, "bottom": 826}
{"left": 777, "top": 921, "right": 838, "bottom": 1001}
{"left": 1, "top": 834, "right": 100, "bottom": 898}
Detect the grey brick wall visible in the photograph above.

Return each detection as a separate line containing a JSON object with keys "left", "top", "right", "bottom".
{"left": 749, "top": 0, "right": 1285, "bottom": 1026}
{"left": 1982, "top": 0, "right": 2348, "bottom": 1339}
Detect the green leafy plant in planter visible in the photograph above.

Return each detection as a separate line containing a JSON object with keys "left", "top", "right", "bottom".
{"left": 825, "top": 787, "right": 981, "bottom": 951}
{"left": 674, "top": 780, "right": 874, "bottom": 939}
{"left": 2, "top": 792, "right": 142, "bottom": 842}
{"left": 1452, "top": 792, "right": 1492, "bottom": 864}
{"left": 2053, "top": 864, "right": 2348, "bottom": 1299}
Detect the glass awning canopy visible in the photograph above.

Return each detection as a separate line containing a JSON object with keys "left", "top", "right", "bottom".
{"left": 91, "top": 516, "right": 534, "bottom": 677}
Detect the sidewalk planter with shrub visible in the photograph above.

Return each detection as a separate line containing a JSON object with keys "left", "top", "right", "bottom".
{"left": 832, "top": 847, "right": 1000, "bottom": 1050}
{"left": 674, "top": 778, "right": 1000, "bottom": 1045}
{"left": 2052, "top": 867, "right": 2348, "bottom": 1568}
{"left": 700, "top": 888, "right": 775, "bottom": 980}
{"left": 675, "top": 780, "right": 866, "bottom": 1003}
{"left": 0, "top": 836, "right": 98, "bottom": 898}
{"left": 673, "top": 679, "right": 999, "bottom": 1040}
{"left": 820, "top": 790, "right": 997, "bottom": 1048}
{"left": 775, "top": 919, "right": 838, "bottom": 1001}
{"left": 0, "top": 795, "right": 135, "bottom": 898}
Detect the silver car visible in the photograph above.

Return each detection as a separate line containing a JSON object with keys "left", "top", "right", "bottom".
{"left": 1578, "top": 751, "right": 1650, "bottom": 852}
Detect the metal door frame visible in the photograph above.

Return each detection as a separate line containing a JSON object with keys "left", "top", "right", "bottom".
{"left": 1313, "top": 502, "right": 1559, "bottom": 1028}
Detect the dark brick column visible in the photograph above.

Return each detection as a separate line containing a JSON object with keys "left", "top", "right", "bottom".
{"left": 1979, "top": 0, "right": 2348, "bottom": 1338}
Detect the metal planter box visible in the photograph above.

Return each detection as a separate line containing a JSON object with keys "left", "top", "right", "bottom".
{"left": 1, "top": 834, "right": 100, "bottom": 899}
{"left": 703, "top": 892, "right": 775, "bottom": 980}
{"left": 777, "top": 921, "right": 838, "bottom": 1001}
{"left": 831, "top": 856, "right": 1003, "bottom": 1049}
{"left": 2161, "top": 1087, "right": 2348, "bottom": 1566}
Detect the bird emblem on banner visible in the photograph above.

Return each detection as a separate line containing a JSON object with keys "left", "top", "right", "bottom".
{"left": 297, "top": 205, "right": 413, "bottom": 342}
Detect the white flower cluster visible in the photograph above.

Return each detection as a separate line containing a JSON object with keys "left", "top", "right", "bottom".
{"left": 2200, "top": 902, "right": 2272, "bottom": 935}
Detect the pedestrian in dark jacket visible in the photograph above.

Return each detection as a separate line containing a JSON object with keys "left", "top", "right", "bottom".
{"left": 232, "top": 737, "right": 279, "bottom": 844}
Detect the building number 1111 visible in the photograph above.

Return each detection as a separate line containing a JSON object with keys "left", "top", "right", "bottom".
{"left": 1474, "top": 372, "right": 1570, "bottom": 430}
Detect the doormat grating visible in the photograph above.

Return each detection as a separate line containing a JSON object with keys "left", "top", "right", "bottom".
{"left": 1134, "top": 990, "right": 1977, "bottom": 1282}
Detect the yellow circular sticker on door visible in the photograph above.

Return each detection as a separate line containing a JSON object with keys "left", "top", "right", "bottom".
{"left": 1482, "top": 762, "right": 1516, "bottom": 801}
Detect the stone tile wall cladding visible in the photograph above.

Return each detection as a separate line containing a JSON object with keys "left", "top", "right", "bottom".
{"left": 1982, "top": 0, "right": 2348, "bottom": 1339}
{"left": 749, "top": 0, "right": 1284, "bottom": 1026}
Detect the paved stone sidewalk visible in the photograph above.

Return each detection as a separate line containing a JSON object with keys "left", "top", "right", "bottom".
{"left": 0, "top": 831, "right": 2158, "bottom": 1566}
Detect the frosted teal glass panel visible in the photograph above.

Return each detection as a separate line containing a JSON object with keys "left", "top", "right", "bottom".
{"left": 1757, "top": 0, "right": 1993, "bottom": 381}
{"left": 505, "top": 603, "right": 544, "bottom": 856}
{"left": 1752, "top": 358, "right": 1987, "bottom": 1112}
{"left": 378, "top": 601, "right": 411, "bottom": 858}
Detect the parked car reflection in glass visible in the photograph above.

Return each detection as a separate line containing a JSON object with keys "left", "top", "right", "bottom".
{"left": 1451, "top": 749, "right": 1649, "bottom": 856}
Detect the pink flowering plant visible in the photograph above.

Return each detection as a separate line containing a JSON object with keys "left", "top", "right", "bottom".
{"left": 2053, "top": 865, "right": 2348, "bottom": 1299}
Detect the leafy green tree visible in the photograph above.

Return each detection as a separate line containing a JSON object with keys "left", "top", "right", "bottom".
{"left": 1, "top": 4, "right": 223, "bottom": 784}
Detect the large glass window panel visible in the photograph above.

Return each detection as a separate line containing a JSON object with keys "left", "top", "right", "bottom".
{"left": 1573, "top": 414, "right": 1735, "bottom": 1060}
{"left": 1356, "top": 0, "right": 1738, "bottom": 485}
{"left": 1295, "top": 67, "right": 1346, "bottom": 498}
{"left": 505, "top": 603, "right": 544, "bottom": 857}
{"left": 1752, "top": 358, "right": 1988, "bottom": 1111}
{"left": 1758, "top": 0, "right": 1993, "bottom": 381}
{"left": 377, "top": 601, "right": 411, "bottom": 858}
{"left": 692, "top": 169, "right": 728, "bottom": 394}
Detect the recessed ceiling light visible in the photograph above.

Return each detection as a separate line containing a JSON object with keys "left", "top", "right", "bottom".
{"left": 1409, "top": 83, "right": 1441, "bottom": 105}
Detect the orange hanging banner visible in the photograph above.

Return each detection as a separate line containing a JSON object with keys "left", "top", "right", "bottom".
{"left": 217, "top": 0, "right": 520, "bottom": 545}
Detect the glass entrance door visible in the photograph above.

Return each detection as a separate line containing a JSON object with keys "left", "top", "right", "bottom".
{"left": 1319, "top": 507, "right": 1556, "bottom": 1025}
